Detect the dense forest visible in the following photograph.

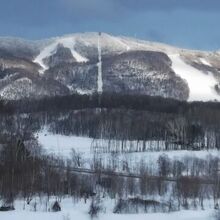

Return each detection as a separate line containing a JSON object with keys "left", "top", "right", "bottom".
{"left": 1, "top": 93, "right": 220, "bottom": 150}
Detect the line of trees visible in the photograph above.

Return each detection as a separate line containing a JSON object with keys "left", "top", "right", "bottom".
{"left": 1, "top": 108, "right": 219, "bottom": 151}
{"left": 2, "top": 92, "right": 220, "bottom": 115}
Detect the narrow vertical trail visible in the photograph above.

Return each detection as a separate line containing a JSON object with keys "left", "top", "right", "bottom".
{"left": 97, "top": 33, "right": 103, "bottom": 93}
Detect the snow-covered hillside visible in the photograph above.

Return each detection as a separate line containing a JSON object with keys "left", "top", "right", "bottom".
{"left": 1, "top": 32, "right": 220, "bottom": 101}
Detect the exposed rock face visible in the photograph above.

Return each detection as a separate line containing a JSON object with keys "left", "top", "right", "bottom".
{"left": 0, "top": 33, "right": 219, "bottom": 101}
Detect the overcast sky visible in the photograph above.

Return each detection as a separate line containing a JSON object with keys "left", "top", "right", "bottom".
{"left": 0, "top": 0, "right": 219, "bottom": 50}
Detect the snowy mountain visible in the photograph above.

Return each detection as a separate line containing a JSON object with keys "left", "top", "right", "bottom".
{"left": 0, "top": 32, "right": 220, "bottom": 101}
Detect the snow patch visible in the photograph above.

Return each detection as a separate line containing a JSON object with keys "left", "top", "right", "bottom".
{"left": 75, "top": 88, "right": 94, "bottom": 95}
{"left": 200, "top": 58, "right": 211, "bottom": 66}
{"left": 110, "top": 35, "right": 131, "bottom": 51}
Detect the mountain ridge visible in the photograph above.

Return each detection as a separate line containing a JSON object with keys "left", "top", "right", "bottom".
{"left": 0, "top": 32, "right": 220, "bottom": 102}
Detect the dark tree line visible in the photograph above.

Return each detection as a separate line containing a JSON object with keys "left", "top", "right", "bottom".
{"left": 1, "top": 92, "right": 220, "bottom": 115}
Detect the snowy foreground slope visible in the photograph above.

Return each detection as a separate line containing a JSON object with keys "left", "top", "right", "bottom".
{"left": 1, "top": 32, "right": 220, "bottom": 101}
{"left": 0, "top": 198, "right": 214, "bottom": 220}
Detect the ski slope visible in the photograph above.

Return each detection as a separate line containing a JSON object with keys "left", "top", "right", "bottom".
{"left": 169, "top": 54, "right": 220, "bottom": 102}
{"left": 97, "top": 33, "right": 103, "bottom": 93}
{"left": 34, "top": 36, "right": 88, "bottom": 74}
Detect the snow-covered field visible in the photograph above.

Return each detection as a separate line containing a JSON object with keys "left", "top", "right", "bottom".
{"left": 36, "top": 129, "right": 220, "bottom": 173}
{"left": 36, "top": 129, "right": 220, "bottom": 158}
